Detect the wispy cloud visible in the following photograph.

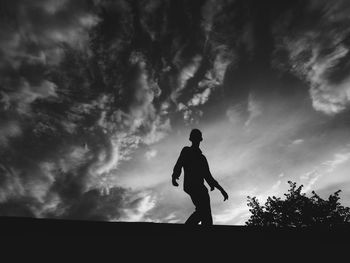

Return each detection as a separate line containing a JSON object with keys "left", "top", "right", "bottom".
{"left": 0, "top": 121, "right": 22, "bottom": 147}
{"left": 213, "top": 204, "right": 249, "bottom": 225}
{"left": 323, "top": 152, "right": 350, "bottom": 173}
{"left": 291, "top": 139, "right": 304, "bottom": 146}
{"left": 245, "top": 93, "right": 262, "bottom": 126}
{"left": 273, "top": 0, "right": 350, "bottom": 115}
{"left": 171, "top": 55, "right": 202, "bottom": 103}
{"left": 145, "top": 149, "right": 158, "bottom": 161}
{"left": 119, "top": 193, "right": 157, "bottom": 222}
{"left": 301, "top": 151, "right": 350, "bottom": 192}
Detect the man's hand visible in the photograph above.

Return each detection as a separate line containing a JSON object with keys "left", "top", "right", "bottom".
{"left": 211, "top": 183, "right": 228, "bottom": 201}
{"left": 221, "top": 189, "right": 229, "bottom": 201}
{"left": 172, "top": 177, "right": 179, "bottom": 187}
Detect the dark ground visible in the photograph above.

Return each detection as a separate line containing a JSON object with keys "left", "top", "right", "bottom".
{"left": 1, "top": 217, "right": 348, "bottom": 260}
{"left": 2, "top": 216, "right": 350, "bottom": 240}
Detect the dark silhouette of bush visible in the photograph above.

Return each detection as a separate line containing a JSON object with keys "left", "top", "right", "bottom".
{"left": 246, "top": 181, "right": 350, "bottom": 227}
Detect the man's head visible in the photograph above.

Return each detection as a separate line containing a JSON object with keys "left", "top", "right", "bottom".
{"left": 189, "top": 129, "right": 203, "bottom": 144}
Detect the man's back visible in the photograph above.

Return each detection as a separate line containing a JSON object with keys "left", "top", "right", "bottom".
{"left": 173, "top": 146, "right": 217, "bottom": 194}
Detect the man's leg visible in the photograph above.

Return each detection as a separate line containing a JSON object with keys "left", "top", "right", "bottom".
{"left": 185, "top": 211, "right": 201, "bottom": 225}
{"left": 185, "top": 192, "right": 202, "bottom": 225}
{"left": 199, "top": 190, "right": 213, "bottom": 225}
{"left": 185, "top": 189, "right": 213, "bottom": 225}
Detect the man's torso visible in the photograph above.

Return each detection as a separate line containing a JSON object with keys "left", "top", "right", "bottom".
{"left": 181, "top": 146, "right": 209, "bottom": 193}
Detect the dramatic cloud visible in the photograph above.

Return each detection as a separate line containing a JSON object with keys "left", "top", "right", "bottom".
{"left": 171, "top": 55, "right": 203, "bottom": 103}
{"left": 0, "top": 0, "right": 99, "bottom": 115}
{"left": 273, "top": 0, "right": 350, "bottom": 115}
{"left": 2, "top": 0, "right": 350, "bottom": 225}
{"left": 0, "top": 0, "right": 156, "bottom": 219}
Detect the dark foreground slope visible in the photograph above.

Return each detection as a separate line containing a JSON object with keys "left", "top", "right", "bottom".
{"left": 1, "top": 216, "right": 350, "bottom": 241}
{"left": 1, "top": 217, "right": 349, "bottom": 260}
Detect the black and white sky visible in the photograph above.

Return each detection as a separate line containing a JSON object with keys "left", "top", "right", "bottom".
{"left": 1, "top": 0, "right": 350, "bottom": 224}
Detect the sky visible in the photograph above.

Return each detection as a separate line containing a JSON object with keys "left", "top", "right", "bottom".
{"left": 1, "top": 0, "right": 350, "bottom": 225}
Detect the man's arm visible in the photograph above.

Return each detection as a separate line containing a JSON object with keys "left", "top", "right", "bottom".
{"left": 203, "top": 157, "right": 229, "bottom": 201}
{"left": 213, "top": 183, "right": 229, "bottom": 201}
{"left": 171, "top": 148, "right": 185, "bottom": 187}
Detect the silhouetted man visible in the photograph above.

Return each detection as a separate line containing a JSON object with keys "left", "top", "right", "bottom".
{"left": 172, "top": 129, "right": 228, "bottom": 225}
